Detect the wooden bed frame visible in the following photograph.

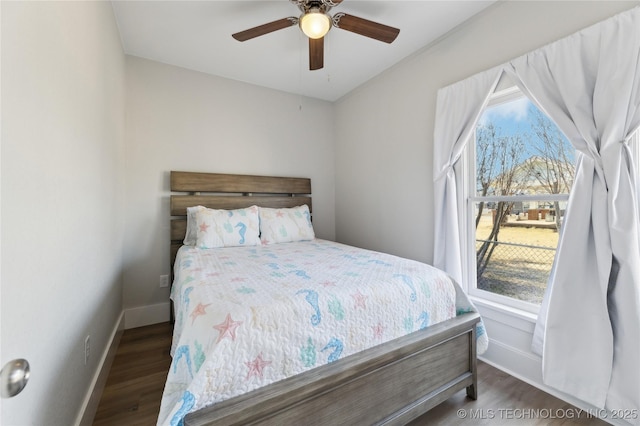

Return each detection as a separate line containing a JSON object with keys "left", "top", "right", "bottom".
{"left": 169, "top": 171, "right": 479, "bottom": 426}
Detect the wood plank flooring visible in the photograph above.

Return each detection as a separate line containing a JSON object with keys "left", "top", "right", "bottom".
{"left": 93, "top": 322, "right": 172, "bottom": 426}
{"left": 93, "top": 322, "right": 606, "bottom": 425}
{"left": 410, "top": 362, "right": 607, "bottom": 426}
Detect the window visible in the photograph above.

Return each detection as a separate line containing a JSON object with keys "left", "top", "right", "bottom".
{"left": 466, "top": 86, "right": 575, "bottom": 313}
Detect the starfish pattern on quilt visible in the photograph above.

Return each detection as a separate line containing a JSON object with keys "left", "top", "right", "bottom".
{"left": 245, "top": 353, "right": 272, "bottom": 380}
{"left": 189, "top": 302, "right": 211, "bottom": 324}
{"left": 351, "top": 290, "right": 367, "bottom": 309}
{"left": 213, "top": 313, "right": 243, "bottom": 343}
{"left": 372, "top": 323, "right": 385, "bottom": 339}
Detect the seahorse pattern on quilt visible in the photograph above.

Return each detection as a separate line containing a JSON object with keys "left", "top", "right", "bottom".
{"left": 157, "top": 239, "right": 488, "bottom": 426}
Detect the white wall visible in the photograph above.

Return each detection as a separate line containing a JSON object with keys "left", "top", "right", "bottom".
{"left": 334, "top": 0, "right": 638, "bottom": 411}
{"left": 123, "top": 57, "right": 335, "bottom": 326}
{"left": 1, "top": 1, "right": 125, "bottom": 425}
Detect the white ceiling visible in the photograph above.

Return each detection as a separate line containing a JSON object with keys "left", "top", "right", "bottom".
{"left": 112, "top": 1, "right": 496, "bottom": 102}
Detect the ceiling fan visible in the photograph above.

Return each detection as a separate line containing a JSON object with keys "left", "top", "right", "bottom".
{"left": 232, "top": 0, "right": 400, "bottom": 71}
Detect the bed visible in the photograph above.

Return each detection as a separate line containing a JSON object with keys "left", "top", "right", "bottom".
{"left": 160, "top": 171, "right": 487, "bottom": 426}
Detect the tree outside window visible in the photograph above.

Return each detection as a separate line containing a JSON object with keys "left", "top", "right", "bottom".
{"left": 471, "top": 90, "right": 575, "bottom": 307}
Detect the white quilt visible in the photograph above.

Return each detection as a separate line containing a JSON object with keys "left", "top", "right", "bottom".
{"left": 158, "top": 239, "right": 487, "bottom": 425}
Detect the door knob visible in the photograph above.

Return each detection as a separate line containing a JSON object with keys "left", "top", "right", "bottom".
{"left": 0, "top": 359, "right": 30, "bottom": 398}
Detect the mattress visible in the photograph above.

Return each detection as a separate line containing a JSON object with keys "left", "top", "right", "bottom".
{"left": 158, "top": 239, "right": 487, "bottom": 425}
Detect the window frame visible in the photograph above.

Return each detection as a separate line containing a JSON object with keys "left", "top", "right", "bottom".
{"left": 463, "top": 86, "right": 571, "bottom": 315}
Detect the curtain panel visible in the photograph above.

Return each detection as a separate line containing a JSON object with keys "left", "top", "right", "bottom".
{"left": 433, "top": 6, "right": 640, "bottom": 418}
{"left": 433, "top": 66, "right": 503, "bottom": 285}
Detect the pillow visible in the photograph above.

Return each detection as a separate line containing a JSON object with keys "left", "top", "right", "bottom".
{"left": 259, "top": 205, "right": 315, "bottom": 244}
{"left": 183, "top": 205, "right": 206, "bottom": 246}
{"left": 195, "top": 206, "right": 260, "bottom": 248}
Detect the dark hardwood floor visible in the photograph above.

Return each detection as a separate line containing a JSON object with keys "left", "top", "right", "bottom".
{"left": 93, "top": 322, "right": 606, "bottom": 425}
{"left": 411, "top": 364, "right": 607, "bottom": 425}
{"left": 93, "top": 322, "right": 172, "bottom": 426}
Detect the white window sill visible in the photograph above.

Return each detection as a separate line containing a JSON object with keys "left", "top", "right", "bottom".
{"left": 470, "top": 295, "right": 538, "bottom": 333}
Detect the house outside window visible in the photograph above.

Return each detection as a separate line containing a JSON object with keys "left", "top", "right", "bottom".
{"left": 466, "top": 86, "right": 575, "bottom": 313}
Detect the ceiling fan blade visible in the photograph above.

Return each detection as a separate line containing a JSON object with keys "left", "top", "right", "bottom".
{"left": 333, "top": 13, "right": 399, "bottom": 44}
{"left": 309, "top": 37, "right": 324, "bottom": 70}
{"left": 232, "top": 17, "right": 298, "bottom": 42}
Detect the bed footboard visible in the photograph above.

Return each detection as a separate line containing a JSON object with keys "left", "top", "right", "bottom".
{"left": 184, "top": 312, "right": 480, "bottom": 426}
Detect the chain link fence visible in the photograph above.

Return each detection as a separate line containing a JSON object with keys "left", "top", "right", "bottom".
{"left": 475, "top": 239, "right": 556, "bottom": 305}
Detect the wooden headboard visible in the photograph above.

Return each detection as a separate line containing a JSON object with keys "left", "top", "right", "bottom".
{"left": 170, "top": 171, "right": 312, "bottom": 266}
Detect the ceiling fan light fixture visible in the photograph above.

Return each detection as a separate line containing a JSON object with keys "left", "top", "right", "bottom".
{"left": 300, "top": 10, "right": 331, "bottom": 39}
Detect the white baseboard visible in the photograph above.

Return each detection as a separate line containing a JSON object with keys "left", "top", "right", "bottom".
{"left": 124, "top": 302, "right": 171, "bottom": 329}
{"left": 75, "top": 311, "right": 124, "bottom": 426}
{"left": 480, "top": 339, "right": 628, "bottom": 426}
{"left": 480, "top": 338, "right": 542, "bottom": 381}
{"left": 74, "top": 304, "right": 170, "bottom": 426}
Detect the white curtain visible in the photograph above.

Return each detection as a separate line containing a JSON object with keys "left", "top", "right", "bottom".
{"left": 433, "top": 7, "right": 640, "bottom": 418}
{"left": 433, "top": 66, "right": 502, "bottom": 284}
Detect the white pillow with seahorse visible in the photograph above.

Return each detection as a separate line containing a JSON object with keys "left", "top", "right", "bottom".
{"left": 183, "top": 205, "right": 206, "bottom": 246}
{"left": 259, "top": 205, "right": 315, "bottom": 244}
{"left": 195, "top": 206, "right": 260, "bottom": 248}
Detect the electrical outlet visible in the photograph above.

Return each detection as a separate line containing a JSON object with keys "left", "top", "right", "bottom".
{"left": 84, "top": 335, "right": 90, "bottom": 365}
{"left": 159, "top": 275, "right": 169, "bottom": 288}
